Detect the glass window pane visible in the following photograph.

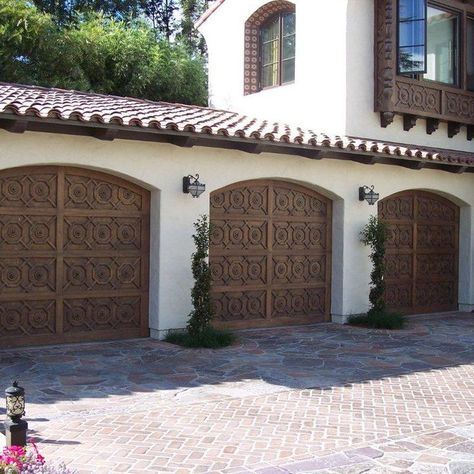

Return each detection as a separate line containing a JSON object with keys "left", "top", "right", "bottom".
{"left": 399, "top": 0, "right": 426, "bottom": 22}
{"left": 467, "top": 18, "right": 474, "bottom": 91}
{"left": 398, "top": 0, "right": 426, "bottom": 74}
{"left": 282, "top": 35, "right": 295, "bottom": 60}
{"left": 262, "top": 17, "right": 279, "bottom": 43}
{"left": 399, "top": 19, "right": 425, "bottom": 47}
{"left": 282, "top": 13, "right": 295, "bottom": 37}
{"left": 423, "top": 6, "right": 457, "bottom": 85}
{"left": 262, "top": 40, "right": 279, "bottom": 66}
{"left": 262, "top": 64, "right": 278, "bottom": 88}
{"left": 282, "top": 58, "right": 295, "bottom": 83}
{"left": 399, "top": 46, "right": 426, "bottom": 73}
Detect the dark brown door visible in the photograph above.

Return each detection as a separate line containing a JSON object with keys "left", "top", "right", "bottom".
{"left": 210, "top": 180, "right": 332, "bottom": 329}
{"left": 379, "top": 190, "right": 459, "bottom": 314}
{"left": 0, "top": 166, "right": 150, "bottom": 348}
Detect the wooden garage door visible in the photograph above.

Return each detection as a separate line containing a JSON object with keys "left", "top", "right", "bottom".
{"left": 210, "top": 180, "right": 332, "bottom": 329}
{"left": 379, "top": 190, "right": 459, "bottom": 315}
{"left": 0, "top": 166, "right": 150, "bottom": 348}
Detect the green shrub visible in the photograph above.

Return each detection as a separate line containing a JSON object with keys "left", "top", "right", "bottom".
{"left": 361, "top": 215, "right": 389, "bottom": 316}
{"left": 165, "top": 327, "right": 236, "bottom": 349}
{"left": 348, "top": 311, "right": 406, "bottom": 330}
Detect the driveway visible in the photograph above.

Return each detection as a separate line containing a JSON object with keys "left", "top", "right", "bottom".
{"left": 2, "top": 313, "right": 474, "bottom": 473}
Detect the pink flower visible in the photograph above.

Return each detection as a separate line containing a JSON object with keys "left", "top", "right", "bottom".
{"left": 6, "top": 446, "right": 26, "bottom": 457}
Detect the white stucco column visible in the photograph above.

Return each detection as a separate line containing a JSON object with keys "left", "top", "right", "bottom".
{"left": 331, "top": 192, "right": 373, "bottom": 323}
{"left": 459, "top": 206, "right": 474, "bottom": 312}
{"left": 149, "top": 183, "right": 210, "bottom": 339}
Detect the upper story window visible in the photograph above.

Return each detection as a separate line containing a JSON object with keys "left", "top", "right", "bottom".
{"left": 244, "top": 1, "right": 296, "bottom": 96}
{"left": 375, "top": 0, "right": 474, "bottom": 138}
{"left": 260, "top": 12, "right": 296, "bottom": 89}
{"left": 397, "top": 0, "right": 472, "bottom": 89}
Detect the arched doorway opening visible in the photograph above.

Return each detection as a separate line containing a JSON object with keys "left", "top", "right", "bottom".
{"left": 209, "top": 179, "right": 332, "bottom": 329}
{"left": 0, "top": 166, "right": 150, "bottom": 348}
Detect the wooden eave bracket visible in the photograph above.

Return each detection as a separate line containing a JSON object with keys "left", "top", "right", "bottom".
{"left": 0, "top": 117, "right": 29, "bottom": 134}
{"left": 380, "top": 112, "right": 395, "bottom": 128}
{"left": 403, "top": 114, "right": 417, "bottom": 132}
{"left": 467, "top": 125, "right": 474, "bottom": 141}
{"left": 448, "top": 122, "right": 461, "bottom": 138}
{"left": 426, "top": 118, "right": 440, "bottom": 135}
{"left": 92, "top": 128, "right": 118, "bottom": 141}
{"left": 398, "top": 159, "right": 425, "bottom": 170}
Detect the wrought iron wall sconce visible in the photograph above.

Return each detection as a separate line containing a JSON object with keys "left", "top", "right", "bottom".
{"left": 183, "top": 174, "right": 206, "bottom": 198}
{"left": 359, "top": 185, "right": 380, "bottom": 206}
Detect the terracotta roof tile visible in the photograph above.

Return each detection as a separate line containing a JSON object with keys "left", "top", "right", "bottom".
{"left": 0, "top": 82, "right": 473, "bottom": 169}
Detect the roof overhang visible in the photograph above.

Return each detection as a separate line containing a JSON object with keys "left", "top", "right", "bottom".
{"left": 1, "top": 112, "right": 472, "bottom": 174}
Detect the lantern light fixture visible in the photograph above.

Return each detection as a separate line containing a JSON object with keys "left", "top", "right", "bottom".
{"left": 359, "top": 185, "right": 380, "bottom": 206}
{"left": 5, "top": 381, "right": 28, "bottom": 447}
{"left": 183, "top": 174, "right": 206, "bottom": 198}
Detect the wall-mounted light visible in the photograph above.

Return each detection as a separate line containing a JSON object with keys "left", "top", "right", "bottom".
{"left": 359, "top": 185, "right": 380, "bottom": 206}
{"left": 183, "top": 174, "right": 206, "bottom": 198}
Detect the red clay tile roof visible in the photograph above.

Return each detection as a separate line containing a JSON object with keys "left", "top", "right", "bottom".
{"left": 0, "top": 82, "right": 473, "bottom": 170}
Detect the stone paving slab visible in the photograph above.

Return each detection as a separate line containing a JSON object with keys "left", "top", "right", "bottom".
{"left": 1, "top": 312, "right": 474, "bottom": 472}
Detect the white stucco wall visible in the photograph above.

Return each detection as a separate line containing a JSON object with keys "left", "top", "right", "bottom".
{"left": 200, "top": 0, "right": 474, "bottom": 152}
{"left": 1, "top": 130, "right": 473, "bottom": 336}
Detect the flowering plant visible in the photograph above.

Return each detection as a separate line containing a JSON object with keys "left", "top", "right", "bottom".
{"left": 0, "top": 442, "right": 75, "bottom": 474}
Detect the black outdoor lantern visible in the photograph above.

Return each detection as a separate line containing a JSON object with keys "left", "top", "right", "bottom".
{"left": 5, "top": 381, "right": 28, "bottom": 447}
{"left": 183, "top": 174, "right": 206, "bottom": 198}
{"left": 359, "top": 185, "right": 380, "bottom": 206}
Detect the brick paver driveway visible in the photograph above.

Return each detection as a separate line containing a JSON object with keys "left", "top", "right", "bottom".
{"left": 2, "top": 313, "right": 474, "bottom": 473}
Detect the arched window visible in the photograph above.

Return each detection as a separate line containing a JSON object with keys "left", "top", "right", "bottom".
{"left": 260, "top": 12, "right": 296, "bottom": 89}
{"left": 244, "top": 1, "right": 296, "bottom": 95}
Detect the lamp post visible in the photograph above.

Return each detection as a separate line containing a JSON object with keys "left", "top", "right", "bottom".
{"left": 5, "top": 381, "right": 28, "bottom": 447}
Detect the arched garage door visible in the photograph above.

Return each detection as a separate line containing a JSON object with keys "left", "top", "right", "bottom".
{"left": 210, "top": 180, "right": 332, "bottom": 329}
{"left": 0, "top": 166, "right": 150, "bottom": 348}
{"left": 379, "top": 190, "right": 459, "bottom": 314}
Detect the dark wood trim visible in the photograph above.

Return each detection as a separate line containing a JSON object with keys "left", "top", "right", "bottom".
{"left": 426, "top": 118, "right": 440, "bottom": 134}
{"left": 403, "top": 114, "right": 418, "bottom": 131}
{"left": 448, "top": 121, "right": 462, "bottom": 138}
{"left": 467, "top": 125, "right": 474, "bottom": 140}
{"left": 0, "top": 118, "right": 28, "bottom": 134}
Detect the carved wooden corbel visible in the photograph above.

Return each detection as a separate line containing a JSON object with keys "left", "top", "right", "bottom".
{"left": 467, "top": 125, "right": 474, "bottom": 141}
{"left": 426, "top": 118, "right": 439, "bottom": 135}
{"left": 380, "top": 112, "right": 395, "bottom": 128}
{"left": 403, "top": 114, "right": 417, "bottom": 131}
{"left": 448, "top": 122, "right": 461, "bottom": 138}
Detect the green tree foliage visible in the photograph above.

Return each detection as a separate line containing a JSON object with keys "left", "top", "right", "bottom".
{"left": 0, "top": 0, "right": 207, "bottom": 105}
{"left": 361, "top": 215, "right": 389, "bottom": 315}
{"left": 179, "top": 0, "right": 209, "bottom": 54}
{"left": 33, "top": 0, "right": 180, "bottom": 40}
{"left": 187, "top": 215, "right": 213, "bottom": 338}
{"left": 141, "top": 0, "right": 178, "bottom": 40}
{"left": 33, "top": 0, "right": 143, "bottom": 23}
{"left": 0, "top": 0, "right": 57, "bottom": 83}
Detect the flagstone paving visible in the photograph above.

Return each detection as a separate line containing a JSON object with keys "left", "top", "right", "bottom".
{"left": 1, "top": 312, "right": 474, "bottom": 473}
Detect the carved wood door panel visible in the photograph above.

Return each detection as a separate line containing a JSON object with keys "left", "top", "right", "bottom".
{"left": 210, "top": 180, "right": 332, "bottom": 329}
{"left": 379, "top": 191, "right": 459, "bottom": 315}
{"left": 0, "top": 166, "right": 150, "bottom": 348}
